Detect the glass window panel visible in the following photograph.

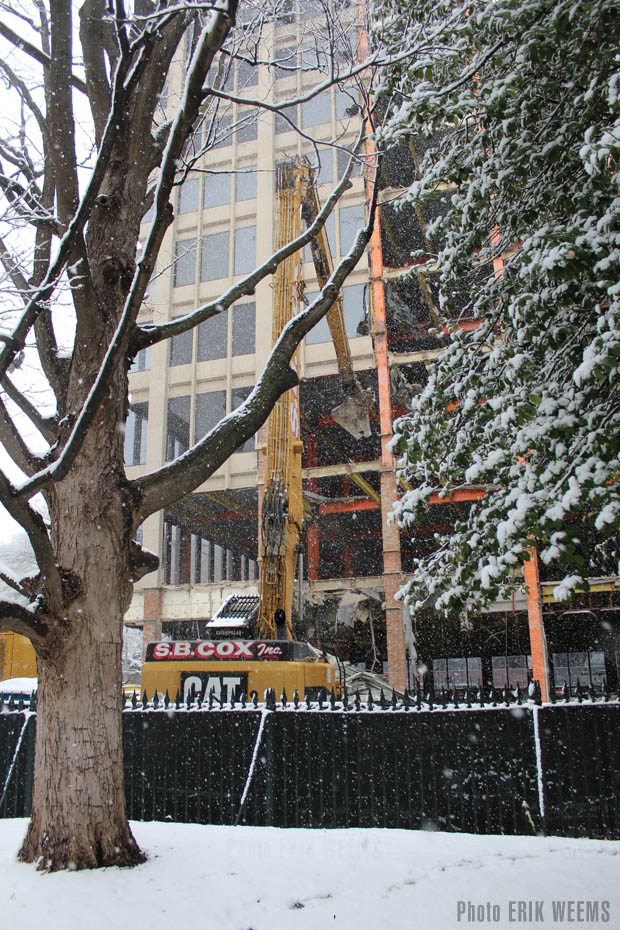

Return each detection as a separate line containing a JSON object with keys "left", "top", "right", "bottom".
{"left": 272, "top": 45, "right": 296, "bottom": 77}
{"left": 337, "top": 147, "right": 364, "bottom": 179}
{"left": 184, "top": 124, "right": 202, "bottom": 159}
{"left": 142, "top": 200, "right": 155, "bottom": 224}
{"left": 200, "top": 231, "right": 230, "bottom": 281}
{"left": 169, "top": 321, "right": 193, "bottom": 367}
{"left": 236, "top": 109, "right": 258, "bottom": 143}
{"left": 236, "top": 168, "right": 257, "bottom": 201}
{"left": 339, "top": 203, "right": 365, "bottom": 255}
{"left": 130, "top": 333, "right": 151, "bottom": 373}
{"left": 197, "top": 309, "right": 228, "bottom": 361}
{"left": 195, "top": 390, "right": 227, "bottom": 442}
{"left": 300, "top": 43, "right": 327, "bottom": 71}
{"left": 173, "top": 238, "right": 197, "bottom": 287}
{"left": 208, "top": 61, "right": 233, "bottom": 91}
{"left": 231, "top": 386, "right": 255, "bottom": 452}
{"left": 335, "top": 85, "right": 359, "bottom": 122}
{"left": 432, "top": 659, "right": 448, "bottom": 690}
{"left": 178, "top": 178, "right": 200, "bottom": 214}
{"left": 316, "top": 149, "right": 334, "bottom": 185}
{"left": 341, "top": 283, "right": 367, "bottom": 339}
{"left": 303, "top": 211, "right": 335, "bottom": 264}
{"left": 237, "top": 56, "right": 258, "bottom": 88}
{"left": 232, "top": 302, "right": 256, "bottom": 355}
{"left": 275, "top": 104, "right": 298, "bottom": 134}
{"left": 304, "top": 289, "right": 331, "bottom": 345}
{"left": 275, "top": 0, "right": 295, "bottom": 25}
{"left": 166, "top": 395, "right": 190, "bottom": 461}
{"left": 213, "top": 543, "right": 224, "bottom": 582}
{"left": 301, "top": 92, "right": 331, "bottom": 128}
{"left": 124, "top": 402, "right": 148, "bottom": 466}
{"left": 210, "top": 111, "right": 233, "bottom": 148}
{"left": 203, "top": 173, "right": 231, "bottom": 208}
{"left": 234, "top": 225, "right": 256, "bottom": 275}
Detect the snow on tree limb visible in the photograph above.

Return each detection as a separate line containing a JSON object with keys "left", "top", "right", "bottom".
{"left": 374, "top": 0, "right": 620, "bottom": 612}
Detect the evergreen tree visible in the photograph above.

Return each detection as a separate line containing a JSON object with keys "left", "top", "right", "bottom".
{"left": 372, "top": 0, "right": 620, "bottom": 611}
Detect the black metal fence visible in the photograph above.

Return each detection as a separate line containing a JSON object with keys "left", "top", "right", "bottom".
{"left": 1, "top": 692, "right": 619, "bottom": 839}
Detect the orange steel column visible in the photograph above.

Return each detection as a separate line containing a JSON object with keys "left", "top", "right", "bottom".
{"left": 523, "top": 549, "right": 551, "bottom": 701}
{"left": 366, "top": 150, "right": 407, "bottom": 692}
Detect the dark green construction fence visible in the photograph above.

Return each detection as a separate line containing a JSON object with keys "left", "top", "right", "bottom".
{"left": 1, "top": 698, "right": 619, "bottom": 838}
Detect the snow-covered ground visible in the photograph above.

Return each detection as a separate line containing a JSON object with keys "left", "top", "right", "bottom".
{"left": 1, "top": 819, "right": 619, "bottom": 930}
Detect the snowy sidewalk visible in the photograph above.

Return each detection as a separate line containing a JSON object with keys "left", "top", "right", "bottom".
{"left": 1, "top": 819, "right": 619, "bottom": 930}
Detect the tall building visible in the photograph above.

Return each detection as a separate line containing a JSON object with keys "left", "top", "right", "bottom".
{"left": 124, "top": 1, "right": 620, "bottom": 699}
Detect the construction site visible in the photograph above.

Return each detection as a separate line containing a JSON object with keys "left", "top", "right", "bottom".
{"left": 2, "top": 2, "right": 619, "bottom": 702}
{"left": 115, "top": 5, "right": 620, "bottom": 704}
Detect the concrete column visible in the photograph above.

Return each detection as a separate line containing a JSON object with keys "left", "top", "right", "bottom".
{"left": 142, "top": 587, "right": 163, "bottom": 661}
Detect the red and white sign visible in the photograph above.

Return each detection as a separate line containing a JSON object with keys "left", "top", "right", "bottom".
{"left": 146, "top": 640, "right": 285, "bottom": 661}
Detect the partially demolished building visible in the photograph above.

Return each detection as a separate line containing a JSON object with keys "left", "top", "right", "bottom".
{"left": 125, "top": 2, "right": 620, "bottom": 698}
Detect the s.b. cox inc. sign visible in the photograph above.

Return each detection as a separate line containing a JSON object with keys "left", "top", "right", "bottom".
{"left": 145, "top": 641, "right": 288, "bottom": 662}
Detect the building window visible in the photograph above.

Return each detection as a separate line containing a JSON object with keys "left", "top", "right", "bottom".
{"left": 232, "top": 302, "right": 256, "bottom": 355}
{"left": 234, "top": 226, "right": 256, "bottom": 275}
{"left": 200, "top": 231, "right": 230, "bottom": 281}
{"left": 173, "top": 238, "right": 197, "bottom": 287}
{"left": 303, "top": 211, "right": 335, "bottom": 265}
{"left": 275, "top": 103, "right": 298, "bottom": 134}
{"left": 337, "top": 147, "right": 363, "bottom": 179}
{"left": 231, "top": 386, "right": 255, "bottom": 452}
{"left": 130, "top": 340, "right": 151, "bottom": 373}
{"left": 301, "top": 91, "right": 331, "bottom": 128}
{"left": 178, "top": 178, "right": 200, "bottom": 214}
{"left": 341, "top": 283, "right": 366, "bottom": 338}
{"left": 235, "top": 167, "right": 257, "bottom": 201}
{"left": 335, "top": 85, "right": 359, "bottom": 122}
{"left": 210, "top": 110, "right": 233, "bottom": 148}
{"left": 166, "top": 395, "right": 191, "bottom": 461}
{"left": 195, "top": 390, "right": 227, "bottom": 442}
{"left": 236, "top": 56, "right": 258, "bottom": 89}
{"left": 271, "top": 44, "right": 296, "bottom": 77}
{"left": 203, "top": 173, "right": 231, "bottom": 208}
{"left": 315, "top": 149, "right": 334, "bottom": 185}
{"left": 275, "top": 0, "right": 295, "bottom": 25}
{"left": 169, "top": 321, "right": 193, "bottom": 367}
{"left": 197, "top": 309, "right": 228, "bottom": 361}
{"left": 339, "top": 203, "right": 365, "bottom": 255}
{"left": 491, "top": 655, "right": 531, "bottom": 690}
{"left": 304, "top": 289, "right": 330, "bottom": 345}
{"left": 124, "top": 402, "right": 148, "bottom": 466}
{"left": 432, "top": 657, "right": 483, "bottom": 691}
{"left": 552, "top": 651, "right": 607, "bottom": 693}
{"left": 236, "top": 109, "right": 258, "bottom": 144}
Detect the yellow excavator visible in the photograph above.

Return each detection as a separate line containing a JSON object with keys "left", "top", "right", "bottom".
{"left": 143, "top": 157, "right": 371, "bottom": 703}
{"left": 0, "top": 631, "right": 36, "bottom": 684}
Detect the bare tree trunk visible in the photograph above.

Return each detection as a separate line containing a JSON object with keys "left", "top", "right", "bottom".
{"left": 19, "top": 607, "right": 143, "bottom": 870}
{"left": 19, "top": 376, "right": 143, "bottom": 870}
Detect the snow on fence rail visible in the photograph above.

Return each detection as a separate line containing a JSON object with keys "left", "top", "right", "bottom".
{"left": 1, "top": 692, "right": 619, "bottom": 840}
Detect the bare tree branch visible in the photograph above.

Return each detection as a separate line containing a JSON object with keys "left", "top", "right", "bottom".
{"left": 1, "top": 374, "right": 57, "bottom": 443}
{"left": 0, "top": 18, "right": 88, "bottom": 94}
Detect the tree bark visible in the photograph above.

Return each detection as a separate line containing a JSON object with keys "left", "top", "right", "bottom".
{"left": 19, "top": 608, "right": 143, "bottom": 870}
{"left": 19, "top": 364, "right": 142, "bottom": 870}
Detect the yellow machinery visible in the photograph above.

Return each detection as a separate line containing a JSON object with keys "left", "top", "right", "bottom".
{"left": 0, "top": 632, "right": 37, "bottom": 681}
{"left": 142, "top": 158, "right": 366, "bottom": 703}
{"left": 141, "top": 635, "right": 336, "bottom": 703}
